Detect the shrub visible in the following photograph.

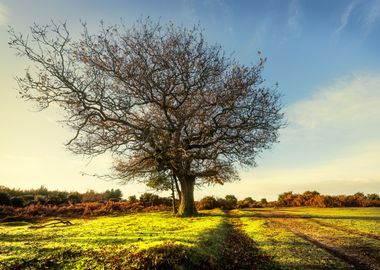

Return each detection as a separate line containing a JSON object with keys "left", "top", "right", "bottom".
{"left": 104, "top": 189, "right": 123, "bottom": 201}
{"left": 47, "top": 195, "right": 64, "bottom": 205}
{"left": 216, "top": 198, "right": 230, "bottom": 210}
{"left": 139, "top": 193, "right": 160, "bottom": 206}
{"left": 128, "top": 195, "right": 137, "bottom": 203}
{"left": 197, "top": 196, "right": 218, "bottom": 210}
{"left": 82, "top": 190, "right": 107, "bottom": 203}
{"left": 35, "top": 195, "right": 47, "bottom": 204}
{"left": 237, "top": 197, "right": 256, "bottom": 208}
{"left": 23, "top": 195, "right": 35, "bottom": 205}
{"left": 68, "top": 193, "right": 82, "bottom": 204}
{"left": 0, "top": 192, "right": 11, "bottom": 206}
{"left": 225, "top": 195, "right": 238, "bottom": 208}
{"left": 10, "top": 197, "right": 24, "bottom": 207}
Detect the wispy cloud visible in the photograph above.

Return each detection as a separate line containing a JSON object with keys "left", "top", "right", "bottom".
{"left": 0, "top": 3, "right": 9, "bottom": 26}
{"left": 288, "top": 73, "right": 380, "bottom": 135}
{"left": 364, "top": 0, "right": 380, "bottom": 34}
{"left": 336, "top": 0, "right": 359, "bottom": 33}
{"left": 286, "top": 0, "right": 302, "bottom": 38}
{"left": 202, "top": 0, "right": 234, "bottom": 34}
{"left": 250, "top": 21, "right": 268, "bottom": 49}
{"left": 180, "top": 0, "right": 198, "bottom": 23}
{"left": 200, "top": 72, "right": 380, "bottom": 200}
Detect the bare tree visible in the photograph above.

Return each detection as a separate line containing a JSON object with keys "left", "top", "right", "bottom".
{"left": 9, "top": 19, "right": 284, "bottom": 216}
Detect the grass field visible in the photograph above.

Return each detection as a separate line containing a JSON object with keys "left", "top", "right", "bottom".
{"left": 1, "top": 207, "right": 379, "bottom": 269}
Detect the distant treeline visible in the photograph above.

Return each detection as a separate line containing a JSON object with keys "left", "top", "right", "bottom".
{"left": 276, "top": 191, "right": 380, "bottom": 207}
{"left": 197, "top": 191, "right": 380, "bottom": 210}
{"left": 0, "top": 185, "right": 124, "bottom": 207}
{"left": 0, "top": 186, "right": 379, "bottom": 209}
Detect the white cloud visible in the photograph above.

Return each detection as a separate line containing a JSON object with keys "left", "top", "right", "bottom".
{"left": 336, "top": 0, "right": 359, "bottom": 33}
{"left": 0, "top": 3, "right": 9, "bottom": 25}
{"left": 288, "top": 73, "right": 380, "bottom": 137}
{"left": 214, "top": 72, "right": 380, "bottom": 200}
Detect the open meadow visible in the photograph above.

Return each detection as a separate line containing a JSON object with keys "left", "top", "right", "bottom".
{"left": 1, "top": 207, "right": 379, "bottom": 269}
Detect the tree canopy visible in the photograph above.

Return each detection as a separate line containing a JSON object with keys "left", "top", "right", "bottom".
{"left": 9, "top": 19, "right": 284, "bottom": 216}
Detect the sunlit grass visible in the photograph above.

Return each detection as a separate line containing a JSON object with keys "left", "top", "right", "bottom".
{"left": 0, "top": 209, "right": 226, "bottom": 266}
{"left": 254, "top": 207, "right": 380, "bottom": 236}
{"left": 1, "top": 207, "right": 379, "bottom": 269}
{"left": 270, "top": 207, "right": 380, "bottom": 218}
{"left": 233, "top": 209, "right": 351, "bottom": 270}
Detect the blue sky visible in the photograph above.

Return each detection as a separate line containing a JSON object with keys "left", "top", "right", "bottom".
{"left": 0, "top": 0, "right": 379, "bottom": 200}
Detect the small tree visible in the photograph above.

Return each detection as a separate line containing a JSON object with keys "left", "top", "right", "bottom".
{"left": 104, "top": 189, "right": 123, "bottom": 201}
{"left": 367, "top": 193, "right": 380, "bottom": 201}
{"left": 128, "top": 195, "right": 137, "bottom": 203}
{"left": 146, "top": 172, "right": 180, "bottom": 214}
{"left": 9, "top": 19, "right": 284, "bottom": 216}
{"left": 82, "top": 190, "right": 106, "bottom": 203}
{"left": 139, "top": 192, "right": 160, "bottom": 206}
{"left": 225, "top": 195, "right": 238, "bottom": 208}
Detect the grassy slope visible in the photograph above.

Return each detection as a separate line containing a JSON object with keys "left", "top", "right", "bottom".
{"left": 0, "top": 209, "right": 227, "bottom": 269}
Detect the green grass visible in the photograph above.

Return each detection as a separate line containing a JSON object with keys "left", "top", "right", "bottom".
{"left": 265, "top": 207, "right": 380, "bottom": 236}
{"left": 1, "top": 207, "right": 379, "bottom": 269}
{"left": 233, "top": 209, "right": 352, "bottom": 270}
{"left": 0, "top": 209, "right": 226, "bottom": 268}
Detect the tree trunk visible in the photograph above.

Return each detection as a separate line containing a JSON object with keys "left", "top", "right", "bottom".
{"left": 171, "top": 176, "right": 177, "bottom": 214}
{"left": 178, "top": 176, "right": 197, "bottom": 217}
{"left": 173, "top": 174, "right": 181, "bottom": 203}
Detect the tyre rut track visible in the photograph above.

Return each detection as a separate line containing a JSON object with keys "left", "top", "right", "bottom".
{"left": 269, "top": 217, "right": 380, "bottom": 270}
{"left": 308, "top": 218, "right": 380, "bottom": 241}
{"left": 219, "top": 213, "right": 274, "bottom": 270}
{"left": 254, "top": 210, "right": 380, "bottom": 241}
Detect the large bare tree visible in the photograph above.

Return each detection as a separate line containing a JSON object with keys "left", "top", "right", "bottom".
{"left": 9, "top": 20, "right": 284, "bottom": 216}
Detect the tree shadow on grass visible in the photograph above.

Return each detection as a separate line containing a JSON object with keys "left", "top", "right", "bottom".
{"left": 0, "top": 215, "right": 278, "bottom": 270}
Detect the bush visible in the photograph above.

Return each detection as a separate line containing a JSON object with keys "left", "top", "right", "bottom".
{"left": 237, "top": 197, "right": 256, "bottom": 208}
{"left": 35, "top": 195, "right": 47, "bottom": 204}
{"left": 68, "top": 193, "right": 82, "bottom": 204}
{"left": 23, "top": 195, "right": 35, "bottom": 205}
{"left": 104, "top": 189, "right": 123, "bottom": 201}
{"left": 82, "top": 190, "right": 107, "bottom": 203}
{"left": 128, "top": 195, "right": 137, "bottom": 203}
{"left": 47, "top": 195, "right": 64, "bottom": 205}
{"left": 10, "top": 197, "right": 24, "bottom": 207}
{"left": 197, "top": 196, "right": 218, "bottom": 210}
{"left": 0, "top": 192, "right": 11, "bottom": 206}
{"left": 139, "top": 193, "right": 160, "bottom": 206}
{"left": 225, "top": 195, "right": 237, "bottom": 208}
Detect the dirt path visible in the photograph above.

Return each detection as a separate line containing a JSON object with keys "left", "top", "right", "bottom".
{"left": 309, "top": 218, "right": 380, "bottom": 241}
{"left": 217, "top": 213, "right": 275, "bottom": 270}
{"left": 272, "top": 218, "right": 380, "bottom": 270}
{"left": 253, "top": 210, "right": 380, "bottom": 242}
